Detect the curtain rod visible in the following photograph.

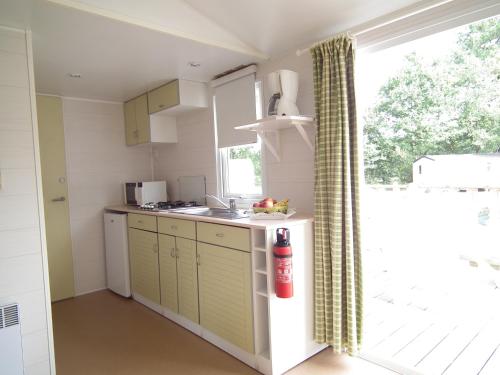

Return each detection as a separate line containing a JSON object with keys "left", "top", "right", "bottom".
{"left": 295, "top": 0, "right": 453, "bottom": 56}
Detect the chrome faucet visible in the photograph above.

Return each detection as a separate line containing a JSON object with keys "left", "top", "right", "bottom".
{"left": 205, "top": 194, "right": 229, "bottom": 209}
{"left": 229, "top": 198, "right": 237, "bottom": 211}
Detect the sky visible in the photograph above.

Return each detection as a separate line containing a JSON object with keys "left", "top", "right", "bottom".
{"left": 356, "top": 22, "right": 467, "bottom": 118}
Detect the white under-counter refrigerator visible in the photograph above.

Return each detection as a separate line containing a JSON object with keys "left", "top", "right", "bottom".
{"left": 104, "top": 212, "right": 131, "bottom": 297}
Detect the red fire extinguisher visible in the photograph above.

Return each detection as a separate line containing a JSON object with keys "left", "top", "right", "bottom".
{"left": 274, "top": 228, "right": 293, "bottom": 298}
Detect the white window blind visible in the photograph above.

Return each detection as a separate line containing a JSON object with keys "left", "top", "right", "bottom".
{"left": 212, "top": 66, "right": 257, "bottom": 148}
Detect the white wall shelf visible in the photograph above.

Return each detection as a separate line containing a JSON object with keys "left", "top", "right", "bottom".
{"left": 234, "top": 115, "right": 314, "bottom": 162}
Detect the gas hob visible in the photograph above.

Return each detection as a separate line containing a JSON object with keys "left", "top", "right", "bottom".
{"left": 139, "top": 200, "right": 201, "bottom": 212}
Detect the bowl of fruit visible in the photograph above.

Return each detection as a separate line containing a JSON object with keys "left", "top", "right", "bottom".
{"left": 250, "top": 198, "right": 295, "bottom": 220}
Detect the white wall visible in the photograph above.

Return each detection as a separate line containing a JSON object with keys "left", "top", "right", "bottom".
{"left": 62, "top": 98, "right": 152, "bottom": 295}
{"left": 257, "top": 51, "right": 316, "bottom": 214}
{"left": 152, "top": 109, "right": 218, "bottom": 201}
{"left": 62, "top": 51, "right": 316, "bottom": 296}
{"left": 0, "top": 27, "right": 54, "bottom": 375}
{"left": 153, "top": 51, "right": 316, "bottom": 213}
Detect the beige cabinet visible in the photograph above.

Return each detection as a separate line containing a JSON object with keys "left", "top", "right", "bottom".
{"left": 148, "top": 80, "right": 179, "bottom": 114}
{"left": 158, "top": 234, "right": 178, "bottom": 312}
{"left": 197, "top": 242, "right": 254, "bottom": 353}
{"left": 197, "top": 222, "right": 250, "bottom": 252}
{"left": 124, "top": 94, "right": 151, "bottom": 146}
{"left": 176, "top": 237, "right": 199, "bottom": 323}
{"left": 158, "top": 217, "right": 196, "bottom": 240}
{"left": 128, "top": 227, "right": 160, "bottom": 304}
{"left": 148, "top": 79, "right": 208, "bottom": 115}
{"left": 128, "top": 213, "right": 157, "bottom": 232}
{"left": 158, "top": 234, "right": 199, "bottom": 323}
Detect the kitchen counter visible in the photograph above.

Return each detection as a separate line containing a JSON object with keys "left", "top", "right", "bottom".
{"left": 105, "top": 205, "right": 313, "bottom": 229}
{"left": 105, "top": 204, "right": 322, "bottom": 374}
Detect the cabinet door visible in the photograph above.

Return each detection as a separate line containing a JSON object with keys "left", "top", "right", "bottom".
{"left": 128, "top": 228, "right": 160, "bottom": 304}
{"left": 135, "top": 94, "right": 151, "bottom": 144}
{"left": 158, "top": 234, "right": 178, "bottom": 312}
{"left": 124, "top": 99, "right": 137, "bottom": 146}
{"left": 148, "top": 80, "right": 179, "bottom": 114}
{"left": 176, "top": 238, "right": 199, "bottom": 323}
{"left": 198, "top": 242, "right": 254, "bottom": 353}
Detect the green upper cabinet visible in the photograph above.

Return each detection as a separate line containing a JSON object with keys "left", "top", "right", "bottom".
{"left": 124, "top": 79, "right": 207, "bottom": 146}
{"left": 197, "top": 242, "right": 254, "bottom": 353}
{"left": 135, "top": 94, "right": 151, "bottom": 144}
{"left": 148, "top": 80, "right": 179, "bottom": 114}
{"left": 124, "top": 93, "right": 150, "bottom": 146}
{"left": 124, "top": 99, "right": 137, "bottom": 146}
{"left": 148, "top": 79, "right": 208, "bottom": 115}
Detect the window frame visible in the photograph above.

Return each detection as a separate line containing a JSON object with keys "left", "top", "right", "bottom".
{"left": 214, "top": 80, "right": 266, "bottom": 203}
{"left": 219, "top": 141, "right": 264, "bottom": 200}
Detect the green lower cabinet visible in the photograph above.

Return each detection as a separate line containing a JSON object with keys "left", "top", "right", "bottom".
{"left": 176, "top": 238, "right": 199, "bottom": 323}
{"left": 197, "top": 242, "right": 254, "bottom": 353}
{"left": 159, "top": 234, "right": 178, "bottom": 312}
{"left": 128, "top": 228, "right": 160, "bottom": 304}
{"left": 159, "top": 234, "right": 199, "bottom": 323}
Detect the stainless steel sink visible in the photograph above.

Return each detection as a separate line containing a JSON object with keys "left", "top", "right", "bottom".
{"left": 169, "top": 207, "right": 249, "bottom": 220}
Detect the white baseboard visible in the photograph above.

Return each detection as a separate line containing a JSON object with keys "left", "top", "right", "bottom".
{"left": 162, "top": 307, "right": 202, "bottom": 336}
{"left": 202, "top": 329, "right": 256, "bottom": 368}
{"left": 132, "top": 293, "right": 162, "bottom": 314}
{"left": 131, "top": 293, "right": 257, "bottom": 369}
{"left": 130, "top": 293, "right": 322, "bottom": 375}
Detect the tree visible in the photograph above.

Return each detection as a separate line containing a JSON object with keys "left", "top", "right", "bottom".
{"left": 364, "top": 17, "right": 500, "bottom": 184}
{"left": 230, "top": 145, "right": 262, "bottom": 185}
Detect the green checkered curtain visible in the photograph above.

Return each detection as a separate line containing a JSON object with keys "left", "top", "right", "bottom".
{"left": 311, "top": 35, "right": 363, "bottom": 355}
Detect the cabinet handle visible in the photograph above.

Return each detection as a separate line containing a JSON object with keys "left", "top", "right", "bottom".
{"left": 170, "top": 248, "right": 175, "bottom": 258}
{"left": 171, "top": 225, "right": 177, "bottom": 230}
{"left": 215, "top": 233, "right": 224, "bottom": 238}
{"left": 196, "top": 254, "right": 201, "bottom": 266}
{"left": 138, "top": 220, "right": 143, "bottom": 224}
{"left": 153, "top": 243, "right": 158, "bottom": 253}
{"left": 175, "top": 248, "right": 180, "bottom": 259}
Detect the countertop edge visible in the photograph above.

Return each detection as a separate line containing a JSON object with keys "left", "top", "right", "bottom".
{"left": 104, "top": 205, "right": 313, "bottom": 229}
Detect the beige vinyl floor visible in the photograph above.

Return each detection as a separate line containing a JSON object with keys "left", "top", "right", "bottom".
{"left": 52, "top": 290, "right": 398, "bottom": 375}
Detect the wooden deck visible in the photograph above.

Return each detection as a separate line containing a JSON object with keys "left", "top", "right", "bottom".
{"left": 361, "top": 274, "right": 500, "bottom": 375}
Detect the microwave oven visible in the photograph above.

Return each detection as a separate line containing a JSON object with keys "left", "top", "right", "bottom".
{"left": 124, "top": 181, "right": 167, "bottom": 206}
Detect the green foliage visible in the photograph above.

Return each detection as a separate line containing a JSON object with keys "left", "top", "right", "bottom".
{"left": 230, "top": 145, "right": 262, "bottom": 185}
{"left": 364, "top": 17, "right": 500, "bottom": 184}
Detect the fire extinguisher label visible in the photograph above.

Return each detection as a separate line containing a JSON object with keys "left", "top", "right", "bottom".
{"left": 274, "top": 257, "right": 292, "bottom": 283}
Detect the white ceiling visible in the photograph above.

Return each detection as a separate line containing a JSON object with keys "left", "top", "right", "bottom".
{"left": 0, "top": 0, "right": 426, "bottom": 102}
{"left": 184, "top": 0, "right": 423, "bottom": 56}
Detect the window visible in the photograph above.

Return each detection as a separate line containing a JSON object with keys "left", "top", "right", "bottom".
{"left": 358, "top": 15, "right": 500, "bottom": 375}
{"left": 216, "top": 81, "right": 264, "bottom": 199}
{"left": 220, "top": 142, "right": 263, "bottom": 198}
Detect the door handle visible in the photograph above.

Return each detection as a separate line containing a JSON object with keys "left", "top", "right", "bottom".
{"left": 52, "top": 196, "right": 66, "bottom": 202}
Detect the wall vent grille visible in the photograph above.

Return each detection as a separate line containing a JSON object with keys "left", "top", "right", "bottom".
{"left": 0, "top": 304, "right": 20, "bottom": 329}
